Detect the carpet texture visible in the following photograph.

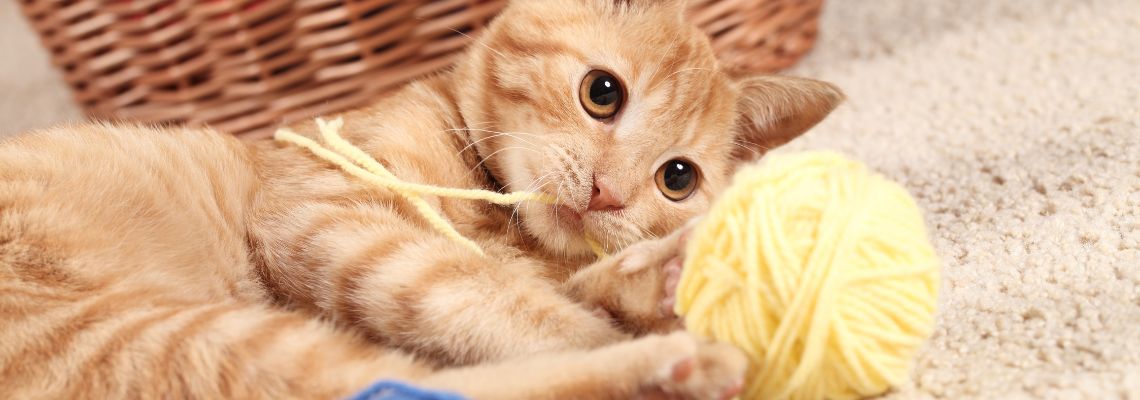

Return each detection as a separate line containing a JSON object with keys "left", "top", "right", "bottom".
{"left": 2, "top": 1, "right": 1138, "bottom": 399}
{"left": 781, "top": 1, "right": 1140, "bottom": 398}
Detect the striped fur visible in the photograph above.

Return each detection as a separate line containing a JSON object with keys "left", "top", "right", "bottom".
{"left": 0, "top": 0, "right": 841, "bottom": 398}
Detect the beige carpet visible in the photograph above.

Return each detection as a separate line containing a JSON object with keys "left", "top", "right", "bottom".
{"left": 781, "top": 0, "right": 1140, "bottom": 398}
{"left": 2, "top": 0, "right": 1138, "bottom": 398}
{"left": 0, "top": 1, "right": 82, "bottom": 136}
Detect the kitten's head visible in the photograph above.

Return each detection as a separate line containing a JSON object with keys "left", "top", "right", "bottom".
{"left": 455, "top": 0, "right": 843, "bottom": 255}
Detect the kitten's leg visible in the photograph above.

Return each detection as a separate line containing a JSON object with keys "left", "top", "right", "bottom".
{"left": 252, "top": 202, "right": 628, "bottom": 365}
{"left": 2, "top": 285, "right": 745, "bottom": 399}
{"left": 0, "top": 287, "right": 429, "bottom": 399}
{"left": 563, "top": 220, "right": 698, "bottom": 335}
{"left": 425, "top": 331, "right": 749, "bottom": 400}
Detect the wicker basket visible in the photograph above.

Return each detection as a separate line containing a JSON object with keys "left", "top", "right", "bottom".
{"left": 19, "top": 0, "right": 822, "bottom": 139}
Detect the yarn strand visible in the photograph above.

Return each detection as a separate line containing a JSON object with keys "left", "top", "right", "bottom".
{"left": 276, "top": 124, "right": 484, "bottom": 254}
{"left": 274, "top": 117, "right": 607, "bottom": 258}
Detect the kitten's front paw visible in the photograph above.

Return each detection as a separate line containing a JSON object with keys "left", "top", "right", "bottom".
{"left": 636, "top": 331, "right": 748, "bottom": 400}
{"left": 580, "top": 219, "right": 700, "bottom": 335}
{"left": 616, "top": 227, "right": 690, "bottom": 318}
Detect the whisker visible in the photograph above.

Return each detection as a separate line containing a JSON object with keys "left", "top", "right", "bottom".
{"left": 449, "top": 28, "right": 507, "bottom": 59}
{"left": 549, "top": 186, "right": 562, "bottom": 232}
{"left": 448, "top": 128, "right": 542, "bottom": 149}
{"left": 469, "top": 146, "right": 540, "bottom": 174}
{"left": 510, "top": 178, "right": 554, "bottom": 231}
{"left": 665, "top": 67, "right": 714, "bottom": 81}
{"left": 502, "top": 171, "right": 539, "bottom": 189}
{"left": 733, "top": 138, "right": 773, "bottom": 155}
{"left": 454, "top": 132, "right": 527, "bottom": 155}
{"left": 637, "top": 223, "right": 659, "bottom": 241}
{"left": 731, "top": 142, "right": 762, "bottom": 158}
{"left": 452, "top": 128, "right": 547, "bottom": 150}
{"left": 448, "top": 127, "right": 541, "bottom": 137}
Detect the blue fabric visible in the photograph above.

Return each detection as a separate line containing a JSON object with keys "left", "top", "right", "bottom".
{"left": 346, "top": 381, "right": 467, "bottom": 400}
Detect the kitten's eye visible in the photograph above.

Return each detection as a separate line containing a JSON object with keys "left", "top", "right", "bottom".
{"left": 579, "top": 70, "right": 624, "bottom": 120}
{"left": 655, "top": 159, "right": 699, "bottom": 201}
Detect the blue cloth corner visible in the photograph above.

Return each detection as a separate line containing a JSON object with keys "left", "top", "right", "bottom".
{"left": 347, "top": 381, "right": 467, "bottom": 400}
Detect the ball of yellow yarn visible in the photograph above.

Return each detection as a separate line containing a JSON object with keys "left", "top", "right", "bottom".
{"left": 675, "top": 151, "right": 940, "bottom": 400}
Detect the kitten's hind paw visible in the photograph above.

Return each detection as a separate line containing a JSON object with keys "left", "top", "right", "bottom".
{"left": 635, "top": 332, "right": 749, "bottom": 400}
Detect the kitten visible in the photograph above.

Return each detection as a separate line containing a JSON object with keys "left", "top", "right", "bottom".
{"left": 0, "top": 0, "right": 842, "bottom": 398}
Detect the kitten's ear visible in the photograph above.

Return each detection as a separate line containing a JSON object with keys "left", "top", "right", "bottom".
{"left": 729, "top": 72, "right": 844, "bottom": 161}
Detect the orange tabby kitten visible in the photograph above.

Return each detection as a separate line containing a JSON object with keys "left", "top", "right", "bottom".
{"left": 0, "top": 0, "right": 841, "bottom": 398}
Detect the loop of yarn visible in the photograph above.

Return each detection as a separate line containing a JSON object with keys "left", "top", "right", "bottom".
{"left": 675, "top": 151, "right": 939, "bottom": 400}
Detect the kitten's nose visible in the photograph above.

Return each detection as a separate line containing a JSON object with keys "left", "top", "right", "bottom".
{"left": 588, "top": 175, "right": 624, "bottom": 212}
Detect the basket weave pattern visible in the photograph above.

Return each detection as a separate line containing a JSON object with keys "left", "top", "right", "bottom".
{"left": 19, "top": 0, "right": 821, "bottom": 139}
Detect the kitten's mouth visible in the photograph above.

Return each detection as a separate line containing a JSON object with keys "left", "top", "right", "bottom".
{"left": 554, "top": 205, "right": 584, "bottom": 231}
